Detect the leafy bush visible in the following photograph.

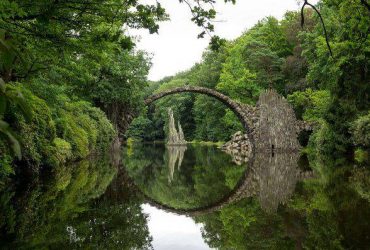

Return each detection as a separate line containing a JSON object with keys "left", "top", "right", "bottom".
{"left": 350, "top": 168, "right": 370, "bottom": 202}
{"left": 51, "top": 138, "right": 72, "bottom": 165}
{"left": 14, "top": 85, "right": 57, "bottom": 165}
{"left": 354, "top": 149, "right": 368, "bottom": 164}
{"left": 0, "top": 83, "right": 116, "bottom": 168}
{"left": 0, "top": 143, "right": 14, "bottom": 187}
{"left": 288, "top": 88, "right": 331, "bottom": 121}
{"left": 55, "top": 102, "right": 115, "bottom": 159}
{"left": 86, "top": 106, "right": 116, "bottom": 151}
{"left": 350, "top": 112, "right": 370, "bottom": 148}
{"left": 125, "top": 116, "right": 153, "bottom": 140}
{"left": 307, "top": 120, "right": 347, "bottom": 157}
{"left": 56, "top": 108, "right": 95, "bottom": 159}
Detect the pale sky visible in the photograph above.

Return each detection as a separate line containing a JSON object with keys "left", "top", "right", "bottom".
{"left": 143, "top": 204, "right": 212, "bottom": 249}
{"left": 129, "top": 0, "right": 318, "bottom": 81}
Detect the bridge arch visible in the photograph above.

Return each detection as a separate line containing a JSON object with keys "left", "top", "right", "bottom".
{"left": 144, "top": 86, "right": 256, "bottom": 136}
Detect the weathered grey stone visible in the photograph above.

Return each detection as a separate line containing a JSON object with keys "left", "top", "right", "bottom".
{"left": 221, "top": 131, "right": 252, "bottom": 165}
{"left": 252, "top": 89, "right": 303, "bottom": 153}
{"left": 167, "top": 108, "right": 187, "bottom": 145}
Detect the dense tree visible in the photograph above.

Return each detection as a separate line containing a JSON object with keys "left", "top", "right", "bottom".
{"left": 0, "top": 0, "right": 240, "bottom": 168}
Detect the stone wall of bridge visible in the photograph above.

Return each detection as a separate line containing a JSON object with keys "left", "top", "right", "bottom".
{"left": 252, "top": 89, "right": 302, "bottom": 152}
{"left": 221, "top": 89, "right": 305, "bottom": 154}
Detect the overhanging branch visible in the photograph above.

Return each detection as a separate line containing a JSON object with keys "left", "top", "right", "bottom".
{"left": 301, "top": 0, "right": 334, "bottom": 58}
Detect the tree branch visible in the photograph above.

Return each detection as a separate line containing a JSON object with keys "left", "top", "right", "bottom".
{"left": 301, "top": 0, "right": 334, "bottom": 58}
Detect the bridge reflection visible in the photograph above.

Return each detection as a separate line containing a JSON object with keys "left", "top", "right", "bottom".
{"left": 110, "top": 147, "right": 314, "bottom": 216}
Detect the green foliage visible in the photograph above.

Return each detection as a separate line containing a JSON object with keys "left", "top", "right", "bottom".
{"left": 354, "top": 149, "right": 368, "bottom": 164}
{"left": 308, "top": 120, "right": 345, "bottom": 156}
{"left": 13, "top": 85, "right": 57, "bottom": 165}
{"left": 217, "top": 35, "right": 259, "bottom": 104}
{"left": 198, "top": 199, "right": 294, "bottom": 250}
{"left": 301, "top": 0, "right": 370, "bottom": 152}
{"left": 218, "top": 16, "right": 292, "bottom": 103}
{"left": 0, "top": 151, "right": 14, "bottom": 188}
{"left": 57, "top": 111, "right": 90, "bottom": 159}
{"left": 0, "top": 83, "right": 115, "bottom": 169}
{"left": 0, "top": 79, "right": 32, "bottom": 159}
{"left": 55, "top": 101, "right": 115, "bottom": 159}
{"left": 350, "top": 112, "right": 370, "bottom": 148}
{"left": 193, "top": 95, "right": 230, "bottom": 141}
{"left": 303, "top": 211, "right": 344, "bottom": 250}
{"left": 288, "top": 88, "right": 331, "bottom": 121}
{"left": 0, "top": 120, "right": 21, "bottom": 160}
{"left": 125, "top": 115, "right": 154, "bottom": 141}
{"left": 51, "top": 138, "right": 72, "bottom": 165}
{"left": 0, "top": 0, "right": 166, "bottom": 163}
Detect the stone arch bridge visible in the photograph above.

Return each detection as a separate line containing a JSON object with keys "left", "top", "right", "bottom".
{"left": 108, "top": 86, "right": 314, "bottom": 217}
{"left": 142, "top": 86, "right": 310, "bottom": 153}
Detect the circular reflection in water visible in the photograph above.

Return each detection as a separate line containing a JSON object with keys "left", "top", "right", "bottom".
{"left": 123, "top": 143, "right": 248, "bottom": 212}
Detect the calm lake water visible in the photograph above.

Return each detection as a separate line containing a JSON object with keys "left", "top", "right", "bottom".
{"left": 0, "top": 143, "right": 369, "bottom": 249}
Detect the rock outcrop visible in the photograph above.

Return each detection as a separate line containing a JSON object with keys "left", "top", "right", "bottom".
{"left": 221, "top": 131, "right": 252, "bottom": 165}
{"left": 167, "top": 108, "right": 187, "bottom": 145}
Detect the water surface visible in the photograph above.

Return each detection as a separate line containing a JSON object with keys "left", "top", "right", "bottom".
{"left": 0, "top": 143, "right": 369, "bottom": 249}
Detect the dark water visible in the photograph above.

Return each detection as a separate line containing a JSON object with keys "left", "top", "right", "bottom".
{"left": 0, "top": 143, "right": 369, "bottom": 249}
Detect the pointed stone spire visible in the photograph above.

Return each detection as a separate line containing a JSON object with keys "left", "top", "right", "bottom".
{"left": 167, "top": 108, "right": 186, "bottom": 145}
{"left": 167, "top": 108, "right": 179, "bottom": 145}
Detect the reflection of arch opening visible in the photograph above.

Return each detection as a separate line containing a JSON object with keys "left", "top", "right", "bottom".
{"left": 136, "top": 157, "right": 255, "bottom": 217}
{"left": 144, "top": 86, "right": 254, "bottom": 136}
{"left": 127, "top": 152, "right": 314, "bottom": 216}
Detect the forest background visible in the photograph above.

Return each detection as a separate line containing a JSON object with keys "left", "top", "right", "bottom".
{"left": 0, "top": 0, "right": 369, "bottom": 176}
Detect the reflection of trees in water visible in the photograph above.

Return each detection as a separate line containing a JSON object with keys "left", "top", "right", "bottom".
{"left": 136, "top": 150, "right": 313, "bottom": 216}
{"left": 0, "top": 155, "right": 153, "bottom": 249}
{"left": 124, "top": 144, "right": 246, "bottom": 210}
{"left": 123, "top": 142, "right": 313, "bottom": 215}
{"left": 167, "top": 145, "right": 187, "bottom": 183}
{"left": 196, "top": 157, "right": 370, "bottom": 250}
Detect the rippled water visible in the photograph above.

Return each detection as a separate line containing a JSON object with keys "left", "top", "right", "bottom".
{"left": 0, "top": 143, "right": 369, "bottom": 249}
